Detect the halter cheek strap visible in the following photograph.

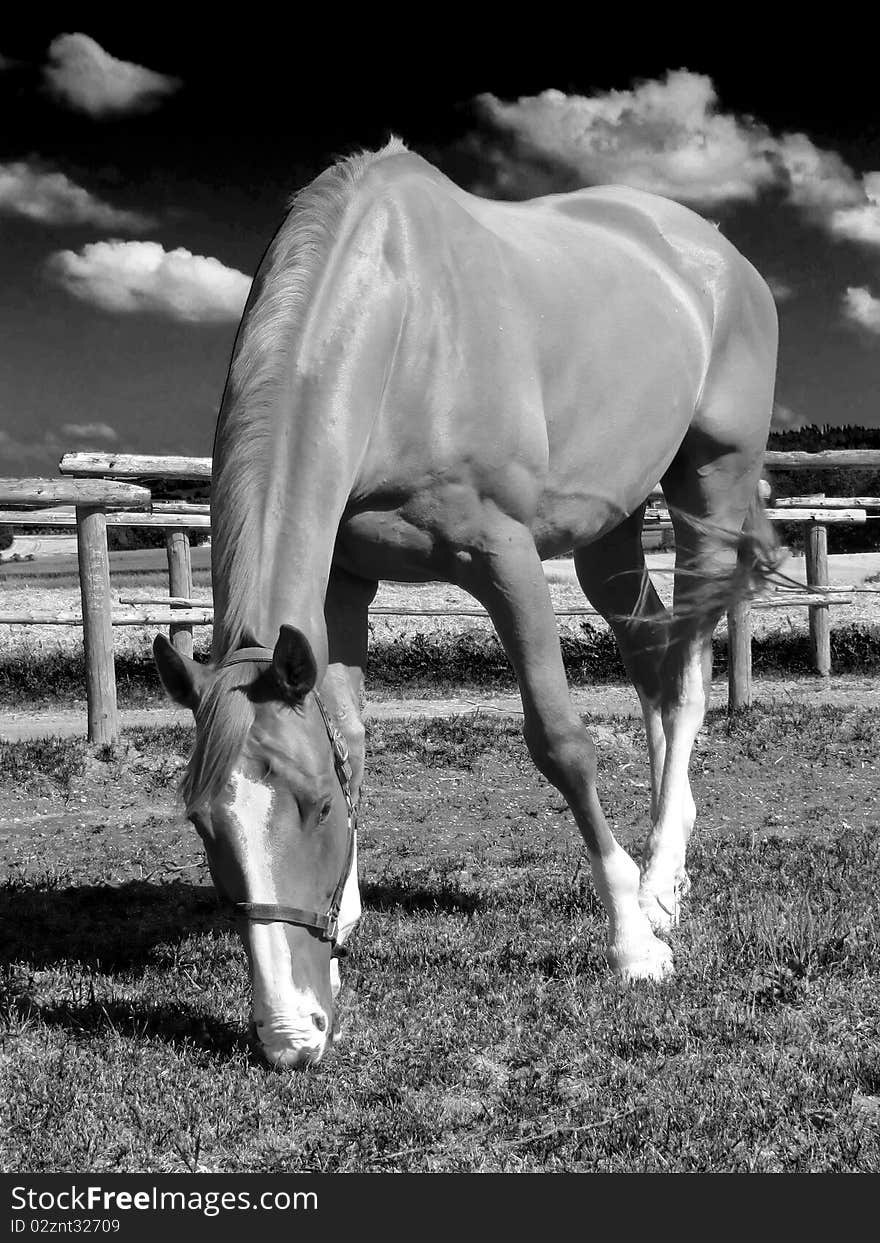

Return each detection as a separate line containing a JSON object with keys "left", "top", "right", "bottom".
{"left": 217, "top": 645, "right": 358, "bottom": 950}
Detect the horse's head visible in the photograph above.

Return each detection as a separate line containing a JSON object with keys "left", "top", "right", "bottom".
{"left": 153, "top": 625, "right": 358, "bottom": 1068}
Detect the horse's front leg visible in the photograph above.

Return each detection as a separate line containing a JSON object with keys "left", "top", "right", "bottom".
{"left": 454, "top": 519, "right": 673, "bottom": 981}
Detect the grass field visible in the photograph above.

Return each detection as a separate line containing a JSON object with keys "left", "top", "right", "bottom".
{"left": 2, "top": 706, "right": 879, "bottom": 1172}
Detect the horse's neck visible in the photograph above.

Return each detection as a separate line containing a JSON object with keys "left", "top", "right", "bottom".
{"left": 211, "top": 192, "right": 405, "bottom": 668}
{"left": 211, "top": 392, "right": 350, "bottom": 672}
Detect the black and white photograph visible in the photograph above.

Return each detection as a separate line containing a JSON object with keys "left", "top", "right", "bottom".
{"left": 1, "top": 17, "right": 878, "bottom": 1205}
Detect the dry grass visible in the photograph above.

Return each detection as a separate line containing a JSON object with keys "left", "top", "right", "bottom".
{"left": 2, "top": 707, "right": 879, "bottom": 1172}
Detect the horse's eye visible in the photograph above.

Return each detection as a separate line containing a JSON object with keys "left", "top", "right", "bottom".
{"left": 318, "top": 798, "right": 333, "bottom": 824}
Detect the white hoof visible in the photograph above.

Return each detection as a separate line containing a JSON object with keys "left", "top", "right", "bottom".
{"left": 638, "top": 884, "right": 680, "bottom": 933}
{"left": 606, "top": 932, "right": 674, "bottom": 981}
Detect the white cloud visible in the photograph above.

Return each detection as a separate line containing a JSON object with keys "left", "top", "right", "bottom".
{"left": 767, "top": 277, "right": 795, "bottom": 303}
{"left": 44, "top": 32, "right": 180, "bottom": 118}
{"left": 471, "top": 71, "right": 873, "bottom": 230}
{"left": 828, "top": 172, "right": 880, "bottom": 248}
{"left": 773, "top": 132, "right": 864, "bottom": 213}
{"left": 0, "top": 428, "right": 61, "bottom": 470}
{"left": 842, "top": 286, "right": 880, "bottom": 334}
{"left": 60, "top": 421, "right": 118, "bottom": 442}
{"left": 0, "top": 429, "right": 31, "bottom": 465}
{"left": 0, "top": 160, "right": 153, "bottom": 230}
{"left": 475, "top": 72, "right": 781, "bottom": 206}
{"left": 45, "top": 240, "right": 252, "bottom": 323}
{"left": 771, "top": 402, "right": 804, "bottom": 429}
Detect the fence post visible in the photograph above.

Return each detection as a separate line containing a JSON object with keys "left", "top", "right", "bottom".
{"left": 727, "top": 599, "right": 752, "bottom": 710}
{"left": 806, "top": 521, "right": 831, "bottom": 676}
{"left": 75, "top": 505, "right": 119, "bottom": 745}
{"left": 165, "top": 530, "right": 194, "bottom": 657}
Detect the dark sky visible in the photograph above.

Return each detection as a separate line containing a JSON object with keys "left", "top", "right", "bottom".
{"left": 2, "top": 22, "right": 880, "bottom": 474}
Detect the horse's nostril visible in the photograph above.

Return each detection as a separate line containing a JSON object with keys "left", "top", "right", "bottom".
{"left": 312, "top": 1011, "right": 328, "bottom": 1033}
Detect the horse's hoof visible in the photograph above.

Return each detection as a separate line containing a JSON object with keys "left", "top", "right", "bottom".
{"left": 638, "top": 885, "right": 680, "bottom": 933}
{"left": 607, "top": 933, "right": 674, "bottom": 981}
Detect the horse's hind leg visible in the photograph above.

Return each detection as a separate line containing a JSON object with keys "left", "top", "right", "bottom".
{"left": 639, "top": 436, "right": 768, "bottom": 931}
{"left": 637, "top": 273, "right": 777, "bottom": 929}
{"left": 573, "top": 507, "right": 691, "bottom": 835}
{"left": 454, "top": 518, "right": 672, "bottom": 980}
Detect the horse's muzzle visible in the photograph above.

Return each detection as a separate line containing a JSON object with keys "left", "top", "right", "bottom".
{"left": 248, "top": 1015, "right": 330, "bottom": 1069}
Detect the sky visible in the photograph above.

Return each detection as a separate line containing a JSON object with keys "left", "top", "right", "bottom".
{"left": 2, "top": 21, "right": 880, "bottom": 476}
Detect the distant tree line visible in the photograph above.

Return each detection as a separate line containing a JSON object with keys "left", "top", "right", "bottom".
{"left": 107, "top": 527, "right": 210, "bottom": 551}
{"left": 0, "top": 524, "right": 209, "bottom": 553}
{"left": 768, "top": 424, "right": 880, "bottom": 451}
{"left": 766, "top": 425, "right": 880, "bottom": 552}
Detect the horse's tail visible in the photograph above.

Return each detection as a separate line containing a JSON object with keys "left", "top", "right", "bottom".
{"left": 668, "top": 483, "right": 787, "bottom": 627}
{"left": 733, "top": 486, "right": 787, "bottom": 603}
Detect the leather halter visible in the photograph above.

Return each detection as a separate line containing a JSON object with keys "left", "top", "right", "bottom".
{"left": 219, "top": 646, "right": 358, "bottom": 949}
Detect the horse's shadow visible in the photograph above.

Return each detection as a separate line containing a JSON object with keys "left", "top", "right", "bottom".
{"left": 11, "top": 993, "right": 253, "bottom": 1059}
{"left": 0, "top": 876, "right": 483, "bottom": 973}
{"left": 0, "top": 879, "right": 225, "bottom": 973}
{"left": 0, "top": 879, "right": 254, "bottom": 1056}
{"left": 0, "top": 876, "right": 481, "bottom": 1057}
{"left": 361, "top": 878, "right": 484, "bottom": 915}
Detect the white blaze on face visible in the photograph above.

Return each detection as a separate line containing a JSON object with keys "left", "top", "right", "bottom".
{"left": 227, "top": 770, "right": 275, "bottom": 893}
{"left": 227, "top": 770, "right": 329, "bottom": 1063}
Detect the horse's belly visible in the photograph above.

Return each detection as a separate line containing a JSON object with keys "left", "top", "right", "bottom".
{"left": 335, "top": 507, "right": 466, "bottom": 582}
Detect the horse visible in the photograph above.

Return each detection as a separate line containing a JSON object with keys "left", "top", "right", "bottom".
{"left": 154, "top": 138, "right": 779, "bottom": 1068}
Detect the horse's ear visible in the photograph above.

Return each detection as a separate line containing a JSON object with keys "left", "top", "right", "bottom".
{"left": 271, "top": 625, "right": 317, "bottom": 705}
{"left": 153, "top": 634, "right": 210, "bottom": 712}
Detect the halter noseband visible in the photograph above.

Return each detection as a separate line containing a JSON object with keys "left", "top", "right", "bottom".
{"left": 219, "top": 646, "right": 358, "bottom": 949}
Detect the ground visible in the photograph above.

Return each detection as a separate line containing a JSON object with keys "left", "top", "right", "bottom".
{"left": 2, "top": 545, "right": 879, "bottom": 1171}
{"left": 1, "top": 708, "right": 879, "bottom": 1171}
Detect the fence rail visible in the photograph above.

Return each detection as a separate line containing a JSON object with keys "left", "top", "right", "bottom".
{"left": 764, "top": 450, "right": 880, "bottom": 469}
{"left": 0, "top": 478, "right": 151, "bottom": 508}
{"left": 3, "top": 451, "right": 880, "bottom": 740}
{"left": 0, "top": 509, "right": 211, "bottom": 529}
{"left": 58, "top": 449, "right": 880, "bottom": 479}
{"left": 59, "top": 453, "right": 212, "bottom": 480}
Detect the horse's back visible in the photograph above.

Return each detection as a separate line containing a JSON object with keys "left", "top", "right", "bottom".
{"left": 372, "top": 152, "right": 754, "bottom": 315}
{"left": 326, "top": 149, "right": 776, "bottom": 567}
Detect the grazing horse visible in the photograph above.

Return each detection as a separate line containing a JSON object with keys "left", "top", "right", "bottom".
{"left": 154, "top": 139, "right": 779, "bottom": 1067}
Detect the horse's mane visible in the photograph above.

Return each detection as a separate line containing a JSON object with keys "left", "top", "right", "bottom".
{"left": 183, "top": 138, "right": 410, "bottom": 807}
{"left": 209, "top": 136, "right": 410, "bottom": 662}
{"left": 180, "top": 662, "right": 259, "bottom": 810}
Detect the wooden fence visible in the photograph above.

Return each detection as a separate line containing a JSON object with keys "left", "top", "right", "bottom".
{"left": 1, "top": 477, "right": 151, "bottom": 744}
{"left": 1, "top": 451, "right": 878, "bottom": 741}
